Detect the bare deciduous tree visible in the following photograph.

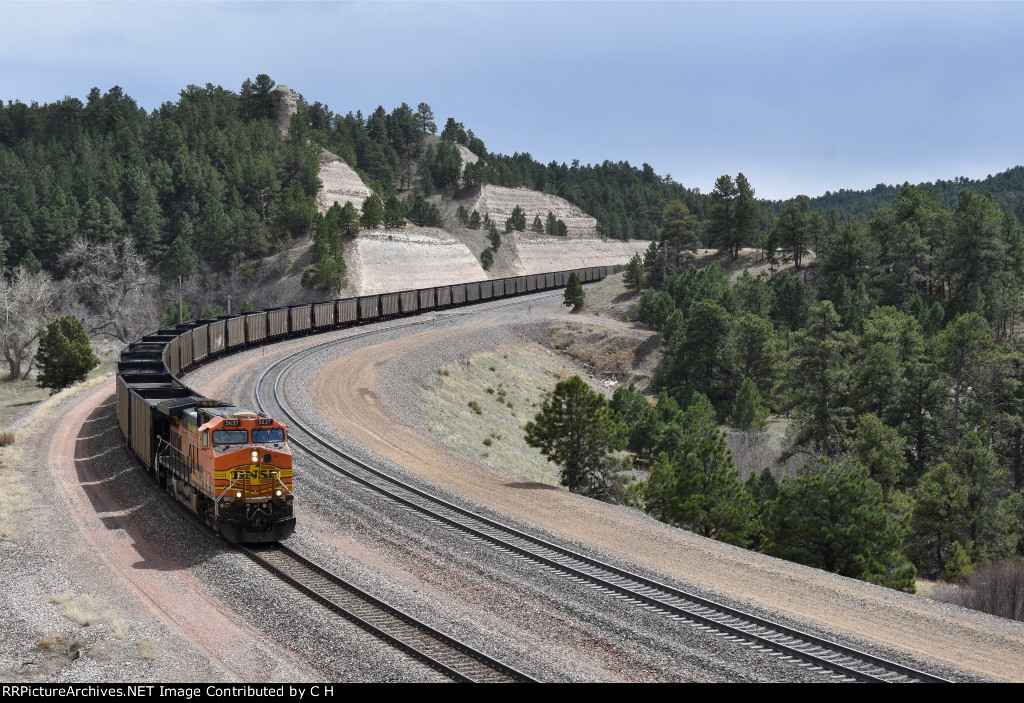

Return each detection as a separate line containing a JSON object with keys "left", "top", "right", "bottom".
{"left": 0, "top": 266, "right": 56, "bottom": 380}
{"left": 59, "top": 239, "right": 158, "bottom": 344}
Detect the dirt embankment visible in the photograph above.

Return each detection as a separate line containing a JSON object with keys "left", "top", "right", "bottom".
{"left": 308, "top": 288, "right": 1024, "bottom": 683}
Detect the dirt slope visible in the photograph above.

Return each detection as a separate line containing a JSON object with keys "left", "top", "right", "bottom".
{"left": 309, "top": 295, "right": 1024, "bottom": 682}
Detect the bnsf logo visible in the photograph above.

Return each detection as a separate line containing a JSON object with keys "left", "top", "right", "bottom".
{"left": 231, "top": 469, "right": 276, "bottom": 480}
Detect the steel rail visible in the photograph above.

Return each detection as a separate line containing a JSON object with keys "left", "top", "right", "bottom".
{"left": 252, "top": 297, "right": 953, "bottom": 684}
{"left": 239, "top": 543, "right": 537, "bottom": 683}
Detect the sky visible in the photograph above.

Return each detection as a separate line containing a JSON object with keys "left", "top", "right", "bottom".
{"left": 3, "top": 0, "right": 1023, "bottom": 201}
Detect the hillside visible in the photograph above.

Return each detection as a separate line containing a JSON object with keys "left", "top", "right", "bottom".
{"left": 800, "top": 166, "right": 1024, "bottom": 223}
{"left": 307, "top": 161, "right": 645, "bottom": 295}
{"left": 316, "top": 150, "right": 374, "bottom": 214}
{"left": 345, "top": 228, "right": 486, "bottom": 295}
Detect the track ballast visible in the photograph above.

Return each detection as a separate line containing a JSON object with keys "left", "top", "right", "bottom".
{"left": 254, "top": 307, "right": 953, "bottom": 684}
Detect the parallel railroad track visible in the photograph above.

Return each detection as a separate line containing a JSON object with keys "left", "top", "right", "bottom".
{"left": 253, "top": 299, "right": 953, "bottom": 684}
{"left": 240, "top": 543, "right": 536, "bottom": 683}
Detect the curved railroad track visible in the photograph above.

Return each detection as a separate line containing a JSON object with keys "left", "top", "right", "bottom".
{"left": 252, "top": 312, "right": 953, "bottom": 684}
{"left": 239, "top": 543, "right": 536, "bottom": 683}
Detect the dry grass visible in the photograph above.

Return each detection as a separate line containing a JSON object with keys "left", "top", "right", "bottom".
{"left": 547, "top": 320, "right": 661, "bottom": 391}
{"left": 578, "top": 271, "right": 643, "bottom": 321}
{"left": 421, "top": 343, "right": 597, "bottom": 485}
{"left": 49, "top": 593, "right": 125, "bottom": 635}
{"left": 136, "top": 641, "right": 161, "bottom": 661}
{"left": 0, "top": 341, "right": 117, "bottom": 430}
{"left": 50, "top": 593, "right": 105, "bottom": 626}
{"left": 929, "top": 561, "right": 1024, "bottom": 622}
{"left": 35, "top": 631, "right": 83, "bottom": 655}
{"left": 0, "top": 461, "right": 33, "bottom": 540}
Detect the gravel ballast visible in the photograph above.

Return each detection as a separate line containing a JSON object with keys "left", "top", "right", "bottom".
{"left": 2, "top": 288, "right": 1017, "bottom": 682}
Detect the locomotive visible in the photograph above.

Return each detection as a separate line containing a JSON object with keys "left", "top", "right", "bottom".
{"left": 115, "top": 265, "right": 612, "bottom": 543}
{"left": 116, "top": 346, "right": 295, "bottom": 543}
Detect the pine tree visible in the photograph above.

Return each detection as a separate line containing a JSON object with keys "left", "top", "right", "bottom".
{"left": 906, "top": 460, "right": 971, "bottom": 577}
{"left": 729, "top": 313, "right": 782, "bottom": 400}
{"left": 35, "top": 315, "right": 99, "bottom": 394}
{"left": 158, "top": 236, "right": 199, "bottom": 283}
{"left": 383, "top": 194, "right": 405, "bottom": 229}
{"left": 850, "top": 413, "right": 909, "bottom": 491}
{"left": 162, "top": 300, "right": 192, "bottom": 326}
{"left": 563, "top": 272, "right": 585, "bottom": 311}
{"left": 665, "top": 425, "right": 755, "bottom": 546}
{"left": 659, "top": 200, "right": 699, "bottom": 272}
{"left": 415, "top": 102, "right": 437, "bottom": 134}
{"left": 524, "top": 375, "right": 627, "bottom": 499}
{"left": 780, "top": 300, "right": 856, "bottom": 457}
{"left": 546, "top": 211, "right": 557, "bottom": 236}
{"left": 728, "top": 378, "right": 768, "bottom": 430}
{"left": 763, "top": 456, "right": 915, "bottom": 591}
{"left": 623, "top": 253, "right": 645, "bottom": 293}
{"left": 505, "top": 205, "right": 527, "bottom": 232}
{"left": 361, "top": 194, "right": 385, "bottom": 229}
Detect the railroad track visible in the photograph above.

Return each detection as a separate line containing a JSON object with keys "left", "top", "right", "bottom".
{"left": 253, "top": 302, "right": 952, "bottom": 684}
{"left": 240, "top": 543, "right": 535, "bottom": 683}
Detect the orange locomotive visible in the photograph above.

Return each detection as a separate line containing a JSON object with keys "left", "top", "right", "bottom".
{"left": 159, "top": 404, "right": 295, "bottom": 543}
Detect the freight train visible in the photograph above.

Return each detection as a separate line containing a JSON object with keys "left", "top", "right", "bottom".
{"left": 116, "top": 266, "right": 611, "bottom": 543}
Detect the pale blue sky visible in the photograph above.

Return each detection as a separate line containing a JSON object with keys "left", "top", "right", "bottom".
{"left": 3, "top": 1, "right": 1022, "bottom": 200}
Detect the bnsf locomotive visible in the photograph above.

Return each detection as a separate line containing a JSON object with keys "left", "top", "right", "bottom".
{"left": 116, "top": 345, "right": 295, "bottom": 543}
{"left": 115, "top": 265, "right": 612, "bottom": 543}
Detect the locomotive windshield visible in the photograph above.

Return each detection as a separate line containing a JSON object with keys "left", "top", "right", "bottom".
{"left": 212, "top": 429, "right": 249, "bottom": 444}
{"left": 252, "top": 428, "right": 285, "bottom": 443}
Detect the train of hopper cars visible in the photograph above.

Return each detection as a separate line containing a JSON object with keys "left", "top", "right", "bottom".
{"left": 116, "top": 265, "right": 612, "bottom": 543}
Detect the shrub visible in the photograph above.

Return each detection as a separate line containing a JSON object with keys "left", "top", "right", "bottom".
{"left": 955, "top": 561, "right": 1024, "bottom": 621}
{"left": 35, "top": 316, "right": 100, "bottom": 394}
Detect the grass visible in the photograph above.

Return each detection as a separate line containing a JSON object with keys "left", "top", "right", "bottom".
{"left": 0, "top": 460, "right": 33, "bottom": 539}
{"left": 0, "top": 340, "right": 120, "bottom": 542}
{"left": 420, "top": 342, "right": 591, "bottom": 485}
{"left": 49, "top": 592, "right": 126, "bottom": 636}
{"left": 0, "top": 378, "right": 51, "bottom": 428}
{"left": 0, "top": 347, "right": 117, "bottom": 428}
{"left": 50, "top": 593, "right": 105, "bottom": 627}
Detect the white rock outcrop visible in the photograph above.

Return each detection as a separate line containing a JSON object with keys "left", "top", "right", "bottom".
{"left": 274, "top": 84, "right": 298, "bottom": 135}
{"left": 504, "top": 233, "right": 647, "bottom": 275}
{"left": 467, "top": 185, "right": 598, "bottom": 238}
{"left": 316, "top": 150, "right": 374, "bottom": 214}
{"left": 347, "top": 228, "right": 487, "bottom": 295}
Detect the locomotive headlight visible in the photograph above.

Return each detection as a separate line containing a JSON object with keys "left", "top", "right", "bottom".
{"left": 251, "top": 450, "right": 259, "bottom": 463}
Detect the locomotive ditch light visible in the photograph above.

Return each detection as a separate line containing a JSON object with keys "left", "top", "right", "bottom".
{"left": 275, "top": 489, "right": 282, "bottom": 497}
{"left": 235, "top": 490, "right": 243, "bottom": 499}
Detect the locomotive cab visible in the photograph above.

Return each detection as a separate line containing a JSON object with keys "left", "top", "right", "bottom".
{"left": 165, "top": 405, "right": 295, "bottom": 543}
